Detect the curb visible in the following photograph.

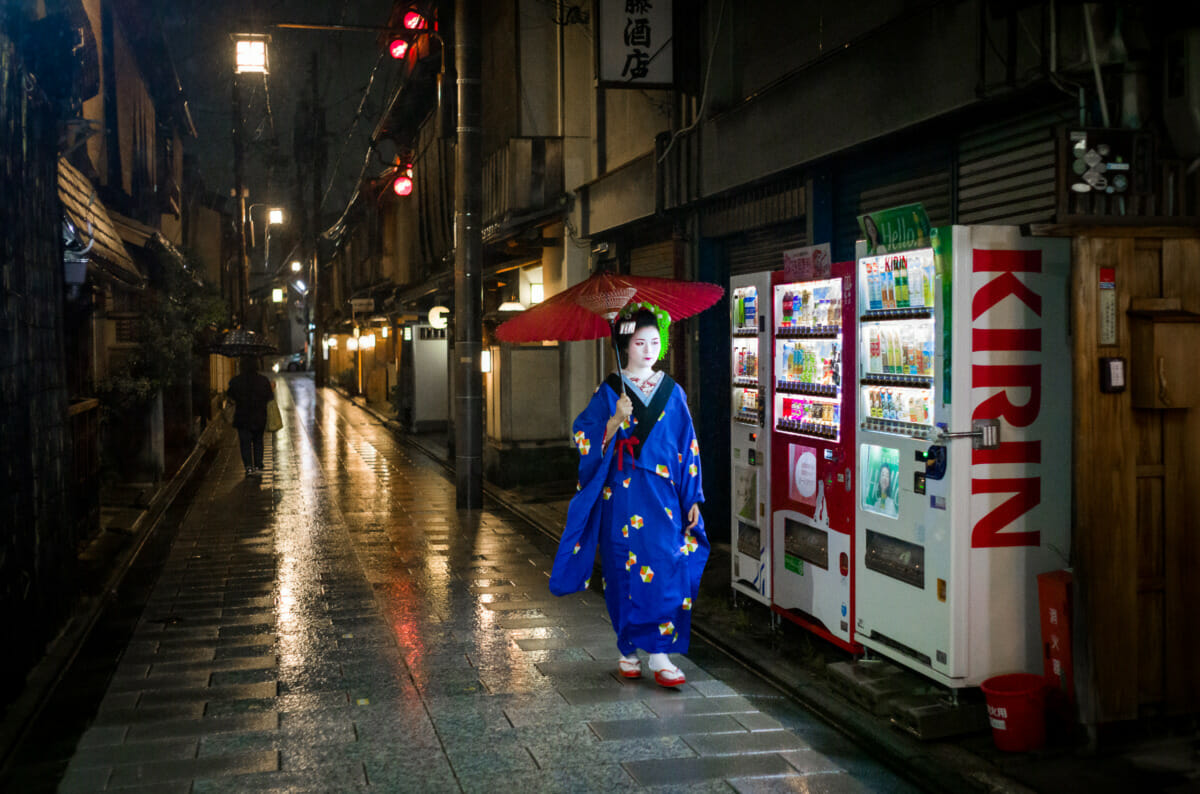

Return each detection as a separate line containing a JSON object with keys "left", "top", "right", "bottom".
{"left": 0, "top": 421, "right": 224, "bottom": 771}
{"left": 337, "top": 389, "right": 1030, "bottom": 794}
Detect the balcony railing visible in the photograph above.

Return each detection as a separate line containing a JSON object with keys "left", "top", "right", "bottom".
{"left": 482, "top": 137, "right": 563, "bottom": 241}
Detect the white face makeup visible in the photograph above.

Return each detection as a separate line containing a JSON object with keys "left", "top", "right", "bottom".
{"left": 625, "top": 326, "right": 661, "bottom": 373}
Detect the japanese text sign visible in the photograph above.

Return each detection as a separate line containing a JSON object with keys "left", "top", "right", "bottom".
{"left": 598, "top": 0, "right": 674, "bottom": 88}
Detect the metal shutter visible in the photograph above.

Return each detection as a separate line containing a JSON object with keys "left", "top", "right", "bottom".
{"left": 629, "top": 240, "right": 675, "bottom": 278}
{"left": 833, "top": 142, "right": 953, "bottom": 261}
{"left": 956, "top": 103, "right": 1075, "bottom": 226}
{"left": 726, "top": 223, "right": 807, "bottom": 277}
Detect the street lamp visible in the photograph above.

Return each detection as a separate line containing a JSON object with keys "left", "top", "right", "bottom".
{"left": 231, "top": 32, "right": 271, "bottom": 325}
{"left": 291, "top": 260, "right": 302, "bottom": 272}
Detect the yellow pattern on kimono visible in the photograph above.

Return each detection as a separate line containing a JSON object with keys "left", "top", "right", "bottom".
{"left": 622, "top": 478, "right": 631, "bottom": 488}
{"left": 572, "top": 542, "right": 581, "bottom": 555}
{"left": 690, "top": 439, "right": 700, "bottom": 455}
{"left": 655, "top": 464, "right": 669, "bottom": 478}
{"left": 629, "top": 515, "right": 644, "bottom": 529}
{"left": 682, "top": 597, "right": 693, "bottom": 611}
{"left": 658, "top": 621, "right": 675, "bottom": 636}
{"left": 664, "top": 506, "right": 673, "bottom": 520}
{"left": 578, "top": 438, "right": 591, "bottom": 455}
{"left": 639, "top": 565, "right": 654, "bottom": 583}
{"left": 689, "top": 463, "right": 698, "bottom": 476}
{"left": 626, "top": 550, "right": 637, "bottom": 570}
{"left": 621, "top": 524, "right": 629, "bottom": 538}
{"left": 684, "top": 533, "right": 700, "bottom": 553}
{"left": 602, "top": 486, "right": 612, "bottom": 500}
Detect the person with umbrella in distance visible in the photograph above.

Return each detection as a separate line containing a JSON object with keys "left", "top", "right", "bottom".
{"left": 549, "top": 302, "right": 709, "bottom": 687}
{"left": 226, "top": 355, "right": 274, "bottom": 476}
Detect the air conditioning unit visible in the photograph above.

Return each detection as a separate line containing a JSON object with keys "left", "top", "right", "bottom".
{"left": 1164, "top": 29, "right": 1200, "bottom": 159}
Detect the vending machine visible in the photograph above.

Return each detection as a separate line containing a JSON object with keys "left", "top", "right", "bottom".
{"left": 769, "top": 265, "right": 860, "bottom": 652}
{"left": 853, "top": 224, "right": 1071, "bottom": 687}
{"left": 730, "top": 274, "right": 772, "bottom": 604}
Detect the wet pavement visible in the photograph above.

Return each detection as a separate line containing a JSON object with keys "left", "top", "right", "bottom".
{"left": 6, "top": 376, "right": 919, "bottom": 793}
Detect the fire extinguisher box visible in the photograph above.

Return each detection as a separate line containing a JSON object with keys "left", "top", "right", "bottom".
{"left": 1037, "top": 570, "right": 1075, "bottom": 729}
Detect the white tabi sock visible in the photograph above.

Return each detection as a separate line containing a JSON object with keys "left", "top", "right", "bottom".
{"left": 648, "top": 653, "right": 673, "bottom": 672}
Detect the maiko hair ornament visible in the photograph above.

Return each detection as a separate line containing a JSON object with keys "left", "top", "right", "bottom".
{"left": 617, "top": 301, "right": 672, "bottom": 360}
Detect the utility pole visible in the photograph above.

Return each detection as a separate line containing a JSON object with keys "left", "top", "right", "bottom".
{"left": 310, "top": 52, "right": 328, "bottom": 388}
{"left": 232, "top": 74, "right": 249, "bottom": 325}
{"left": 454, "top": 0, "right": 483, "bottom": 509}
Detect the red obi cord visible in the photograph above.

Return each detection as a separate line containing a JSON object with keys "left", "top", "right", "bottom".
{"left": 615, "top": 437, "right": 639, "bottom": 470}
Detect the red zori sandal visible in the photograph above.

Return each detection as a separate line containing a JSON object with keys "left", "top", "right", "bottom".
{"left": 652, "top": 665, "right": 686, "bottom": 688}
{"left": 618, "top": 658, "right": 642, "bottom": 678}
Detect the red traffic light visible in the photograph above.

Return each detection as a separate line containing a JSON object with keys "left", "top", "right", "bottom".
{"left": 392, "top": 175, "right": 414, "bottom": 196}
{"left": 388, "top": 38, "right": 410, "bottom": 59}
{"left": 403, "top": 11, "right": 427, "bottom": 30}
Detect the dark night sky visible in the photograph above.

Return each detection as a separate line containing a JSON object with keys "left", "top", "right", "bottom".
{"left": 152, "top": 0, "right": 399, "bottom": 242}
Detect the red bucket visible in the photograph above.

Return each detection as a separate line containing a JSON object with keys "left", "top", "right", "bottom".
{"left": 981, "top": 673, "right": 1047, "bottom": 752}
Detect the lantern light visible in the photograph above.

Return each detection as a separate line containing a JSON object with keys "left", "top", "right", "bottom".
{"left": 268, "top": 208, "right": 284, "bottom": 224}
{"left": 392, "top": 174, "right": 413, "bottom": 196}
{"left": 234, "top": 36, "right": 268, "bottom": 74}
{"left": 403, "top": 11, "right": 428, "bottom": 29}
{"left": 388, "top": 38, "right": 410, "bottom": 59}
{"left": 346, "top": 336, "right": 358, "bottom": 351}
{"left": 272, "top": 288, "right": 284, "bottom": 303}
{"left": 291, "top": 260, "right": 302, "bottom": 272}
{"left": 480, "top": 349, "right": 492, "bottom": 373}
{"left": 381, "top": 325, "right": 389, "bottom": 339}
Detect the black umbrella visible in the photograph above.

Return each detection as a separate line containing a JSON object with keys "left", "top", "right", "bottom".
{"left": 212, "top": 329, "right": 277, "bottom": 357}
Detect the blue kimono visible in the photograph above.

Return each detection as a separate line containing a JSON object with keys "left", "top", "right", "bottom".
{"left": 549, "top": 372, "right": 709, "bottom": 655}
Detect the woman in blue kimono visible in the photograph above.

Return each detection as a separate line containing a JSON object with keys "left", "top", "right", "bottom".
{"left": 549, "top": 303, "right": 709, "bottom": 687}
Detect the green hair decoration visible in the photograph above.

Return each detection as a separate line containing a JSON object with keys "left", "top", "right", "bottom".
{"left": 617, "top": 301, "right": 672, "bottom": 361}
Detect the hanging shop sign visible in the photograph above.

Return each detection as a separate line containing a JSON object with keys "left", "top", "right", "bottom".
{"left": 597, "top": 0, "right": 674, "bottom": 89}
{"left": 350, "top": 298, "right": 375, "bottom": 313}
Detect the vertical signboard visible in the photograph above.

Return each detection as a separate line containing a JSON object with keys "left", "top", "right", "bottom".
{"left": 597, "top": 0, "right": 674, "bottom": 88}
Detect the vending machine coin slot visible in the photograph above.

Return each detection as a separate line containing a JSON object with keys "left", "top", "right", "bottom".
{"left": 748, "top": 449, "right": 758, "bottom": 466}
{"left": 914, "top": 471, "right": 926, "bottom": 495}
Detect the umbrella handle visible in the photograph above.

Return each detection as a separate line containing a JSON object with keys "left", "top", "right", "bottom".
{"left": 611, "top": 334, "right": 626, "bottom": 397}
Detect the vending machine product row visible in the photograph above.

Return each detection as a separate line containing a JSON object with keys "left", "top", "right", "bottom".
{"left": 853, "top": 225, "right": 1071, "bottom": 687}
{"left": 730, "top": 274, "right": 771, "bottom": 603}
{"left": 769, "top": 265, "right": 860, "bottom": 652}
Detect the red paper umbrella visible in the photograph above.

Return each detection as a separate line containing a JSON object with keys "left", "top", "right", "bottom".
{"left": 495, "top": 271, "right": 724, "bottom": 343}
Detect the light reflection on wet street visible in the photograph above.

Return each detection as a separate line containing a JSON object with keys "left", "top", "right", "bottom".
{"left": 32, "top": 375, "right": 913, "bottom": 792}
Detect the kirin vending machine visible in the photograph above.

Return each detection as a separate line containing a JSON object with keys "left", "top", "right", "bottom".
{"left": 730, "top": 273, "right": 772, "bottom": 603}
{"left": 769, "top": 264, "right": 860, "bottom": 652}
{"left": 853, "top": 223, "right": 1070, "bottom": 687}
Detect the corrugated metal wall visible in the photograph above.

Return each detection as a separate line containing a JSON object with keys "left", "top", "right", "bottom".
{"left": 628, "top": 240, "right": 674, "bottom": 279}
{"left": 956, "top": 104, "right": 1076, "bottom": 226}
{"left": 726, "top": 224, "right": 808, "bottom": 276}
{"left": 833, "top": 142, "right": 953, "bottom": 261}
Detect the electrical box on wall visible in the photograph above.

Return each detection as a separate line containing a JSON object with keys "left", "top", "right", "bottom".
{"left": 1129, "top": 299, "right": 1200, "bottom": 409}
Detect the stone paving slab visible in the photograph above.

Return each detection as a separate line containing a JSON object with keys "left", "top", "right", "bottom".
{"left": 36, "top": 379, "right": 904, "bottom": 792}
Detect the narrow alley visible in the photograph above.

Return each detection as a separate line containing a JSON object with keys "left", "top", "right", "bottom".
{"left": 4, "top": 375, "right": 915, "bottom": 793}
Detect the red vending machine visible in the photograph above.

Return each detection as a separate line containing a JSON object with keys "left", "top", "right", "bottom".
{"left": 769, "top": 264, "right": 861, "bottom": 652}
